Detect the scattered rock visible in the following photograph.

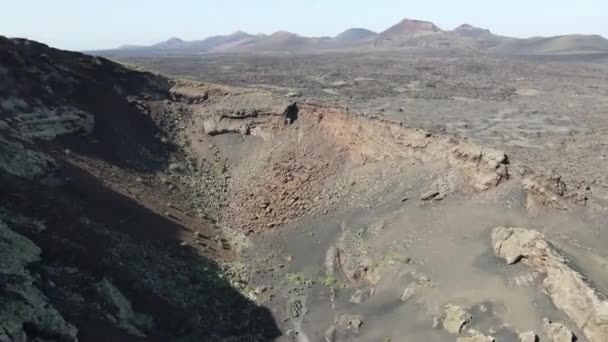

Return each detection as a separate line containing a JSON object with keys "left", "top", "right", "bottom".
{"left": 443, "top": 304, "right": 472, "bottom": 334}
{"left": 254, "top": 286, "right": 268, "bottom": 294}
{"left": 290, "top": 299, "right": 303, "bottom": 318}
{"left": 542, "top": 318, "right": 576, "bottom": 342}
{"left": 338, "top": 314, "right": 363, "bottom": 332}
{"left": 518, "top": 331, "right": 538, "bottom": 342}
{"left": 523, "top": 174, "right": 569, "bottom": 213}
{"left": 325, "top": 314, "right": 363, "bottom": 342}
{"left": 349, "top": 288, "right": 375, "bottom": 304}
{"left": 434, "top": 192, "right": 446, "bottom": 201}
{"left": 286, "top": 91, "right": 302, "bottom": 98}
{"left": 400, "top": 285, "right": 416, "bottom": 302}
{"left": 456, "top": 329, "right": 494, "bottom": 342}
{"left": 324, "top": 245, "right": 340, "bottom": 274}
{"left": 421, "top": 190, "right": 440, "bottom": 201}
{"left": 433, "top": 317, "right": 442, "bottom": 329}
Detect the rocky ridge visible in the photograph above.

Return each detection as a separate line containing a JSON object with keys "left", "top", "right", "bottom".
{"left": 493, "top": 227, "right": 608, "bottom": 342}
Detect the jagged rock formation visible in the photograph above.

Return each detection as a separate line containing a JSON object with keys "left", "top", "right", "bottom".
{"left": 443, "top": 304, "right": 472, "bottom": 334}
{"left": 543, "top": 319, "right": 576, "bottom": 342}
{"left": 492, "top": 227, "right": 608, "bottom": 342}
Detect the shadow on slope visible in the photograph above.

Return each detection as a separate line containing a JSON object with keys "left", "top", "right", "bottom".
{"left": 0, "top": 162, "right": 281, "bottom": 341}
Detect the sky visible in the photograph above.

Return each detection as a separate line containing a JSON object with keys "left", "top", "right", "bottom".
{"left": 1, "top": 0, "right": 606, "bottom": 51}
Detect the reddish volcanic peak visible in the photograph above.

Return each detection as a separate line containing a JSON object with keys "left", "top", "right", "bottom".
{"left": 382, "top": 18, "right": 442, "bottom": 36}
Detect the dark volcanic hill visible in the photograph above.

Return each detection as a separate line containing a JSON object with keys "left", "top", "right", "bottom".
{"left": 151, "top": 37, "right": 187, "bottom": 49}
{"left": 495, "top": 34, "right": 608, "bottom": 54}
{"left": 237, "top": 30, "right": 329, "bottom": 51}
{"left": 0, "top": 35, "right": 282, "bottom": 341}
{"left": 185, "top": 30, "right": 259, "bottom": 52}
{"left": 334, "top": 28, "right": 377, "bottom": 42}
{"left": 326, "top": 28, "right": 377, "bottom": 49}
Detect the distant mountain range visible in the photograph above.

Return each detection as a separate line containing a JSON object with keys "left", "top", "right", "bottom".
{"left": 100, "top": 18, "right": 608, "bottom": 56}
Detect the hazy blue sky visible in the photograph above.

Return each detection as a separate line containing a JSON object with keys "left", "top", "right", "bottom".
{"left": 1, "top": 0, "right": 606, "bottom": 51}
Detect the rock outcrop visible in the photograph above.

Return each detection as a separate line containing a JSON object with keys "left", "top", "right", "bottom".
{"left": 542, "top": 318, "right": 576, "bottom": 342}
{"left": 0, "top": 136, "right": 55, "bottom": 179}
{"left": 518, "top": 331, "right": 538, "bottom": 342}
{"left": 492, "top": 227, "right": 608, "bottom": 342}
{"left": 443, "top": 304, "right": 472, "bottom": 334}
{"left": 449, "top": 143, "right": 509, "bottom": 191}
{"left": 456, "top": 329, "right": 495, "bottom": 342}
{"left": 523, "top": 174, "right": 569, "bottom": 212}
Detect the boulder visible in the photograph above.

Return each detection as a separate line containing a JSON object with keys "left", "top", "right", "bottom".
{"left": 542, "top": 318, "right": 576, "bottom": 342}
{"left": 456, "top": 329, "right": 494, "bottom": 342}
{"left": 491, "top": 226, "right": 562, "bottom": 265}
{"left": 443, "top": 304, "right": 472, "bottom": 334}
{"left": 325, "top": 314, "right": 363, "bottom": 341}
{"left": 421, "top": 190, "right": 440, "bottom": 201}
{"left": 401, "top": 284, "right": 416, "bottom": 302}
{"left": 349, "top": 288, "right": 375, "bottom": 304}
{"left": 449, "top": 143, "right": 509, "bottom": 191}
{"left": 518, "top": 331, "right": 538, "bottom": 342}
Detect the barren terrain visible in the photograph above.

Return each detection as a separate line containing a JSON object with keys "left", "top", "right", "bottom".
{"left": 2, "top": 35, "right": 608, "bottom": 342}
{"left": 120, "top": 50, "right": 608, "bottom": 208}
